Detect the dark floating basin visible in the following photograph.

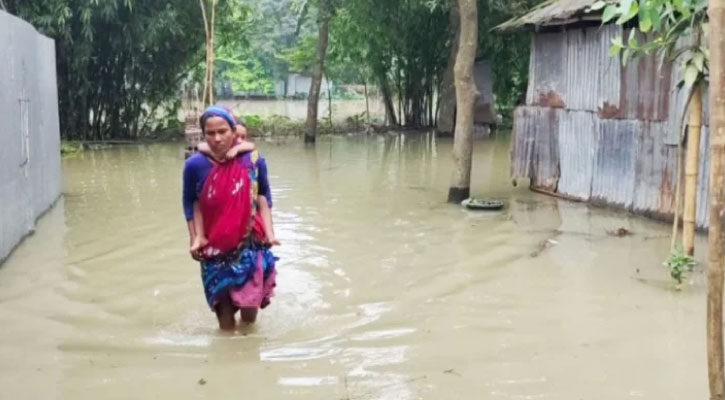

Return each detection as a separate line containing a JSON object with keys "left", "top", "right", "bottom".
{"left": 461, "top": 198, "right": 505, "bottom": 211}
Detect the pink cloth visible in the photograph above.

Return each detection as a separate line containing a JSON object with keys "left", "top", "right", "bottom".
{"left": 229, "top": 253, "right": 277, "bottom": 309}
{"left": 199, "top": 159, "right": 253, "bottom": 259}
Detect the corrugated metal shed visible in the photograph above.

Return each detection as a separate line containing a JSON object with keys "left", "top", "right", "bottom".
{"left": 527, "top": 25, "right": 674, "bottom": 119}
{"left": 590, "top": 119, "right": 639, "bottom": 207}
{"left": 506, "top": 1, "right": 714, "bottom": 227}
{"left": 557, "top": 110, "right": 597, "bottom": 199}
{"left": 510, "top": 106, "right": 561, "bottom": 192}
{"left": 528, "top": 32, "right": 567, "bottom": 107}
{"left": 630, "top": 121, "right": 675, "bottom": 218}
{"left": 512, "top": 106, "right": 711, "bottom": 227}
{"left": 617, "top": 47, "right": 672, "bottom": 121}
{"left": 565, "top": 28, "right": 601, "bottom": 111}
{"left": 496, "top": 0, "right": 608, "bottom": 32}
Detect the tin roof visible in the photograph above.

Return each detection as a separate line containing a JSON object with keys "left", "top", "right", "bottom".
{"left": 495, "top": 0, "right": 612, "bottom": 32}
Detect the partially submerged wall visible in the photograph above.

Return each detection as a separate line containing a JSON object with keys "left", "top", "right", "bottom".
{"left": 0, "top": 11, "right": 62, "bottom": 262}
{"left": 437, "top": 59, "right": 496, "bottom": 136}
{"left": 511, "top": 24, "right": 709, "bottom": 227}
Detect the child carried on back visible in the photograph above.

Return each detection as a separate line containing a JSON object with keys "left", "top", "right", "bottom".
{"left": 190, "top": 110, "right": 279, "bottom": 257}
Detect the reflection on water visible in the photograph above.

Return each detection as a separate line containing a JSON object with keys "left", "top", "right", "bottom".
{"left": 0, "top": 133, "right": 709, "bottom": 399}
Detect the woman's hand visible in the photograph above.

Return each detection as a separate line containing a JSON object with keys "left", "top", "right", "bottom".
{"left": 190, "top": 235, "right": 208, "bottom": 261}
{"left": 266, "top": 235, "right": 281, "bottom": 247}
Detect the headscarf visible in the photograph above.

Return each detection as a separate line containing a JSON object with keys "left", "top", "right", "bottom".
{"left": 199, "top": 105, "right": 237, "bottom": 132}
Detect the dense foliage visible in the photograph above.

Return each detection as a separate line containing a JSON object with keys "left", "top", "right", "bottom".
{"left": 5, "top": 0, "right": 543, "bottom": 138}
{"left": 597, "top": 0, "right": 708, "bottom": 87}
{"left": 5, "top": 0, "right": 212, "bottom": 140}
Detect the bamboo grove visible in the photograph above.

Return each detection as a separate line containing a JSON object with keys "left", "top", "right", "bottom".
{"left": 4, "top": 0, "right": 541, "bottom": 140}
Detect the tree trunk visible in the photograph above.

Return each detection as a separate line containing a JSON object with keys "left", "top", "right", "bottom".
{"left": 447, "top": 0, "right": 478, "bottom": 203}
{"left": 437, "top": 1, "right": 460, "bottom": 135}
{"left": 364, "top": 79, "right": 370, "bottom": 125}
{"left": 304, "top": 0, "right": 331, "bottom": 144}
{"left": 684, "top": 83, "right": 703, "bottom": 256}
{"left": 708, "top": 1, "right": 725, "bottom": 398}
{"left": 327, "top": 76, "right": 332, "bottom": 129}
{"left": 378, "top": 68, "right": 398, "bottom": 126}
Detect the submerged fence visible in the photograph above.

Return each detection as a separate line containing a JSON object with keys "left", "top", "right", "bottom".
{"left": 0, "top": 11, "right": 62, "bottom": 262}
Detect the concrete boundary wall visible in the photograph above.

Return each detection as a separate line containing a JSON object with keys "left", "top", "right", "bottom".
{"left": 0, "top": 10, "right": 62, "bottom": 262}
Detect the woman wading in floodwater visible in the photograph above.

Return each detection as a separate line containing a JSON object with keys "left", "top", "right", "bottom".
{"left": 182, "top": 106, "right": 277, "bottom": 330}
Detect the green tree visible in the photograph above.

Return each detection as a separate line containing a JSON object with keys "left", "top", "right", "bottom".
{"left": 448, "top": 0, "right": 478, "bottom": 203}
{"left": 6, "top": 0, "right": 214, "bottom": 140}
{"left": 304, "top": 0, "right": 332, "bottom": 143}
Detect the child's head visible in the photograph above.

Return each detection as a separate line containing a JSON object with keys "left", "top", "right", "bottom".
{"left": 236, "top": 120, "right": 248, "bottom": 140}
{"left": 218, "top": 106, "right": 248, "bottom": 140}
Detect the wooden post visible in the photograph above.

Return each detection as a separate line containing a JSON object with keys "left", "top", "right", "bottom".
{"left": 708, "top": 0, "right": 725, "bottom": 398}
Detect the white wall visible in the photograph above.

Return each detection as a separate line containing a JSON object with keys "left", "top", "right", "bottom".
{"left": 285, "top": 73, "right": 332, "bottom": 97}
{"left": 0, "top": 11, "right": 62, "bottom": 262}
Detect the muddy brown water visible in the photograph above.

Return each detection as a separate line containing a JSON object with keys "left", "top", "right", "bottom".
{"left": 0, "top": 133, "right": 709, "bottom": 399}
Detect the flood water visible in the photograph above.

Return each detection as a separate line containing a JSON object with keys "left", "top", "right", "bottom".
{"left": 0, "top": 133, "right": 709, "bottom": 399}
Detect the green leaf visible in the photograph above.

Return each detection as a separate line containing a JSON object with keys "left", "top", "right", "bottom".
{"left": 693, "top": 52, "right": 705, "bottom": 72}
{"left": 590, "top": 1, "right": 608, "bottom": 11}
{"left": 623, "top": 48, "right": 632, "bottom": 66}
{"left": 628, "top": 29, "right": 639, "bottom": 48}
{"left": 602, "top": 5, "right": 619, "bottom": 23}
{"left": 638, "top": 5, "right": 652, "bottom": 32}
{"left": 609, "top": 44, "right": 623, "bottom": 57}
{"left": 649, "top": 8, "right": 662, "bottom": 31}
{"left": 684, "top": 64, "right": 699, "bottom": 87}
{"left": 616, "top": 1, "right": 639, "bottom": 25}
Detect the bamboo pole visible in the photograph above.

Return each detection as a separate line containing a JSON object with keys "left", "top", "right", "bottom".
{"left": 208, "top": 0, "right": 216, "bottom": 105}
{"left": 708, "top": 0, "right": 725, "bottom": 398}
{"left": 199, "top": 0, "right": 210, "bottom": 106}
{"left": 672, "top": 87, "right": 696, "bottom": 251}
{"left": 684, "top": 83, "right": 703, "bottom": 255}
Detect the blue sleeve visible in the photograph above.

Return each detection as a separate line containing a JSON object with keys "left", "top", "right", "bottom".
{"left": 258, "top": 156, "right": 272, "bottom": 208}
{"left": 182, "top": 157, "right": 199, "bottom": 221}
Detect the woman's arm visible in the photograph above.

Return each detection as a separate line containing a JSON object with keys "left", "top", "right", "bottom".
{"left": 183, "top": 157, "right": 204, "bottom": 261}
{"left": 190, "top": 202, "right": 208, "bottom": 259}
{"left": 257, "top": 195, "right": 279, "bottom": 246}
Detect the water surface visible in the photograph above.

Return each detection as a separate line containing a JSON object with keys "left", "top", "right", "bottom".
{"left": 0, "top": 133, "right": 707, "bottom": 399}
